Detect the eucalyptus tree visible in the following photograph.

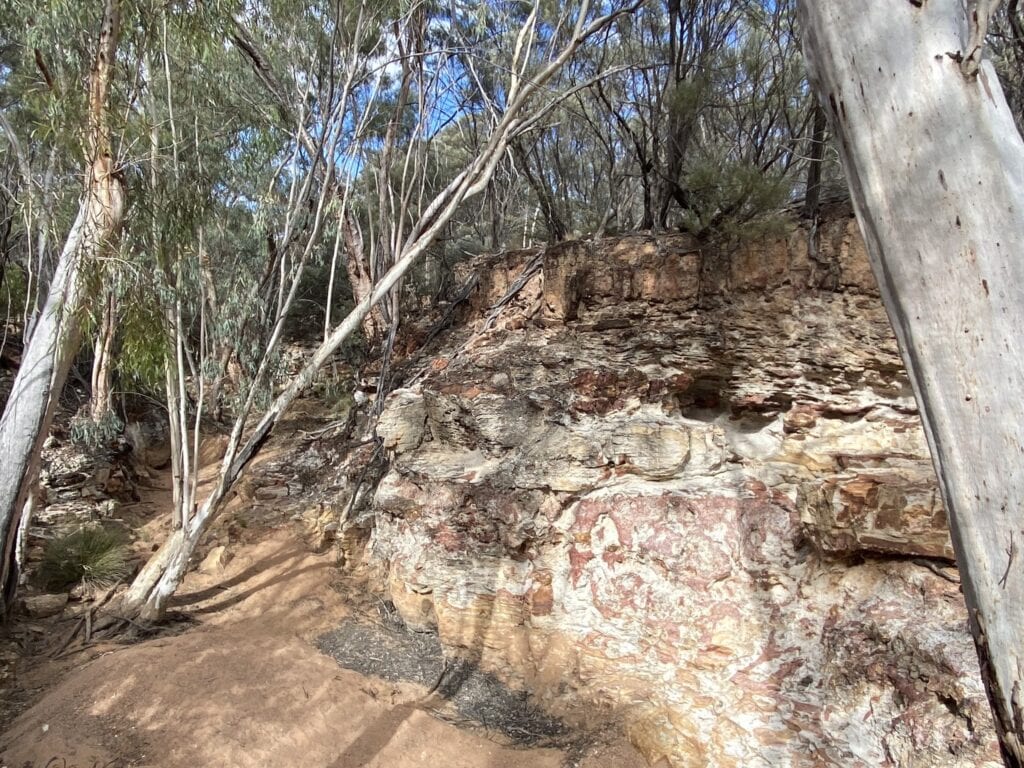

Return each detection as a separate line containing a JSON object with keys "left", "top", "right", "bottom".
{"left": 0, "top": 0, "right": 128, "bottom": 610}
{"left": 800, "top": 0, "right": 1024, "bottom": 762}
{"left": 0, "top": 0, "right": 318, "bottom": 605}
{"left": 482, "top": 0, "right": 818, "bottom": 242}
{"left": 0, "top": 3, "right": 95, "bottom": 338}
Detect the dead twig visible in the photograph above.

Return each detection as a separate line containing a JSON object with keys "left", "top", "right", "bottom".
{"left": 479, "top": 251, "right": 544, "bottom": 333}
{"left": 421, "top": 655, "right": 450, "bottom": 702}
{"left": 419, "top": 272, "right": 480, "bottom": 351}
{"left": 50, "top": 578, "right": 126, "bottom": 655}
{"left": 911, "top": 558, "right": 960, "bottom": 584}
{"left": 408, "top": 252, "right": 544, "bottom": 388}
{"left": 50, "top": 617, "right": 86, "bottom": 659}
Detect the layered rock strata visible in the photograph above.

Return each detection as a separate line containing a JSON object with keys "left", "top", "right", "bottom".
{"left": 365, "top": 210, "right": 1000, "bottom": 766}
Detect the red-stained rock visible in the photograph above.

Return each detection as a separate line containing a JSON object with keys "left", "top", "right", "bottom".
{"left": 365, "top": 213, "right": 997, "bottom": 767}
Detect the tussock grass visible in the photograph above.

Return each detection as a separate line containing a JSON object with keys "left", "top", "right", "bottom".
{"left": 39, "top": 527, "right": 130, "bottom": 591}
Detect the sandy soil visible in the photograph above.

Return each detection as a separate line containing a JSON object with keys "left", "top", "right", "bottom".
{"left": 0, "top": 529, "right": 646, "bottom": 768}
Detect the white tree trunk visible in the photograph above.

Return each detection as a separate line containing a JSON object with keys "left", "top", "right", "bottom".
{"left": 0, "top": 209, "right": 88, "bottom": 609}
{"left": 799, "top": 1, "right": 1024, "bottom": 762}
{"left": 0, "top": 0, "right": 124, "bottom": 610}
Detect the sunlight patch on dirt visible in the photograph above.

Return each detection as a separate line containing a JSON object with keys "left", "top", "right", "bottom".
{"left": 1, "top": 531, "right": 645, "bottom": 768}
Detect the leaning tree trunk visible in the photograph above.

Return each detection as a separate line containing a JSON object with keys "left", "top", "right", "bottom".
{"left": 799, "top": 1, "right": 1024, "bottom": 763}
{"left": 0, "top": 0, "right": 124, "bottom": 611}
{"left": 0, "top": 222, "right": 86, "bottom": 611}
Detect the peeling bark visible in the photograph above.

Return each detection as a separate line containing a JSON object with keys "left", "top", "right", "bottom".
{"left": 89, "top": 288, "right": 118, "bottom": 423}
{"left": 341, "top": 210, "right": 384, "bottom": 345}
{"left": 963, "top": 0, "right": 1003, "bottom": 76}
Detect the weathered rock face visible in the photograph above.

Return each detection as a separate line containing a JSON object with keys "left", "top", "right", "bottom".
{"left": 366, "top": 210, "right": 1000, "bottom": 766}
{"left": 23, "top": 431, "right": 146, "bottom": 565}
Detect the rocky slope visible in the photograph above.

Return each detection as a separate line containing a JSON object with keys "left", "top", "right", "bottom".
{"left": 356, "top": 207, "right": 1001, "bottom": 767}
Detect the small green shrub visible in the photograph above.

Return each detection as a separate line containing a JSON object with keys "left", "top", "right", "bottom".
{"left": 69, "top": 412, "right": 124, "bottom": 450}
{"left": 39, "top": 527, "right": 130, "bottom": 591}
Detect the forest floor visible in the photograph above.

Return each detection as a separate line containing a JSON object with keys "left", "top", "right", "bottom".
{"left": 0, "top": 418, "right": 645, "bottom": 768}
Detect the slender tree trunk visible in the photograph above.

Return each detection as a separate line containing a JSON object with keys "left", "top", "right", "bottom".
{"left": 205, "top": 345, "right": 233, "bottom": 423}
{"left": 802, "top": 102, "right": 827, "bottom": 220}
{"left": 658, "top": 0, "right": 689, "bottom": 228}
{"left": 0, "top": 0, "right": 124, "bottom": 610}
{"left": 0, "top": 209, "right": 91, "bottom": 611}
{"left": 374, "top": 13, "right": 416, "bottom": 341}
{"left": 164, "top": 356, "right": 184, "bottom": 530}
{"left": 799, "top": 1, "right": 1024, "bottom": 762}
{"left": 512, "top": 140, "right": 568, "bottom": 242}
{"left": 640, "top": 159, "right": 655, "bottom": 230}
{"left": 89, "top": 288, "right": 118, "bottom": 423}
{"left": 488, "top": 181, "right": 502, "bottom": 250}
{"left": 341, "top": 210, "right": 383, "bottom": 345}
{"left": 197, "top": 228, "right": 229, "bottom": 421}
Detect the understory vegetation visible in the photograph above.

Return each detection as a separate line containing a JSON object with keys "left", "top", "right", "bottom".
{"left": 38, "top": 527, "right": 130, "bottom": 592}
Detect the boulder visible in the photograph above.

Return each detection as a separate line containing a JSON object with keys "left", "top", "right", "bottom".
{"left": 198, "top": 545, "right": 230, "bottom": 575}
{"left": 22, "top": 593, "right": 69, "bottom": 619}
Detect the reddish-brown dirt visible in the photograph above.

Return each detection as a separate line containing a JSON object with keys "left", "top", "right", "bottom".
{"left": 0, "top": 526, "right": 646, "bottom": 768}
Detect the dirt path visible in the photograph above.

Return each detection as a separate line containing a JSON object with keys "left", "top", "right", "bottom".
{"left": 0, "top": 529, "right": 645, "bottom": 768}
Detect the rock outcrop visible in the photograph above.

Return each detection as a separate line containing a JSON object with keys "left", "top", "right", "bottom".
{"left": 24, "top": 431, "right": 146, "bottom": 563}
{"left": 361, "top": 208, "right": 1000, "bottom": 766}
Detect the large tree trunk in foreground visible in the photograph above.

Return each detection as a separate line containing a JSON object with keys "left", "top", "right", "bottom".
{"left": 0, "top": 215, "right": 87, "bottom": 612}
{"left": 0, "top": 0, "right": 124, "bottom": 612}
{"left": 799, "top": 1, "right": 1024, "bottom": 762}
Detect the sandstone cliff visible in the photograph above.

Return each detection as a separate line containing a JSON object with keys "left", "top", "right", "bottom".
{"left": 354, "top": 208, "right": 1000, "bottom": 767}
